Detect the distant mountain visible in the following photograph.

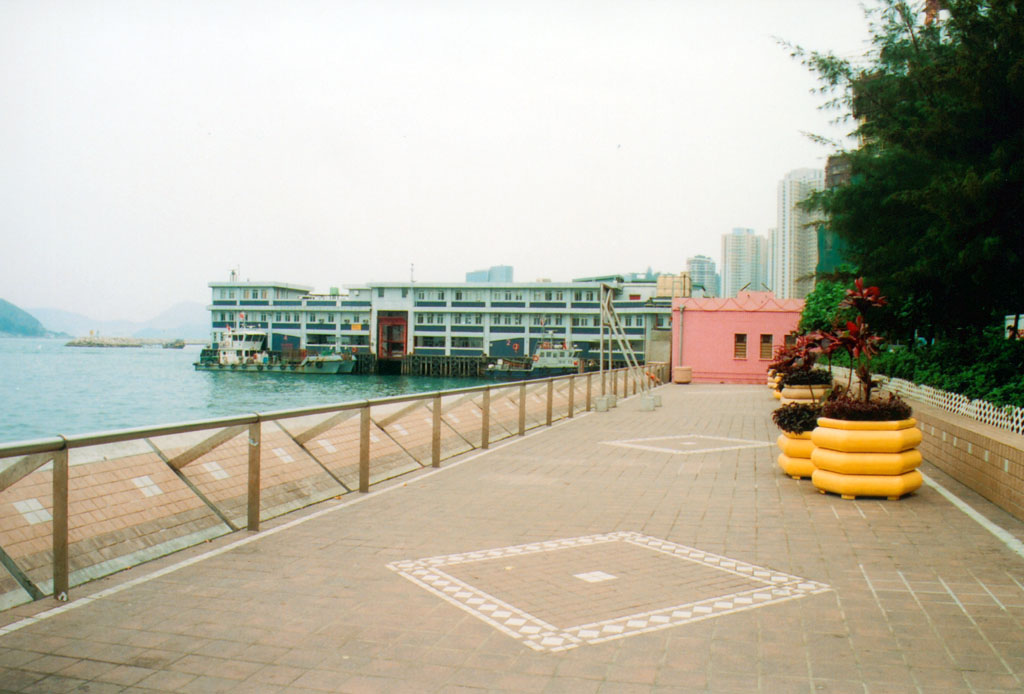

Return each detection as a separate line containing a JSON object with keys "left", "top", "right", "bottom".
{"left": 0, "top": 298, "right": 49, "bottom": 337}
{"left": 27, "top": 302, "right": 209, "bottom": 340}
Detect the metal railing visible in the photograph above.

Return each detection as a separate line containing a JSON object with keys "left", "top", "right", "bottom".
{"left": 0, "top": 364, "right": 669, "bottom": 606}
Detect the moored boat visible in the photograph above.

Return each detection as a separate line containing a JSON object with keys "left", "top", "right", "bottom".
{"left": 484, "top": 339, "right": 582, "bottom": 381}
{"left": 194, "top": 329, "right": 355, "bottom": 374}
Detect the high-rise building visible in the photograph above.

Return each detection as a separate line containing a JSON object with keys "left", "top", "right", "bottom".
{"left": 465, "top": 265, "right": 514, "bottom": 282}
{"left": 685, "top": 255, "right": 720, "bottom": 297}
{"left": 817, "top": 155, "right": 852, "bottom": 276}
{"left": 772, "top": 168, "right": 824, "bottom": 299}
{"left": 721, "top": 228, "right": 769, "bottom": 298}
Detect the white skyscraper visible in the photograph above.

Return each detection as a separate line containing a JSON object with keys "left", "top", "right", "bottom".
{"left": 685, "top": 255, "right": 719, "bottom": 297}
{"left": 721, "top": 228, "right": 769, "bottom": 298}
{"left": 772, "top": 168, "right": 824, "bottom": 299}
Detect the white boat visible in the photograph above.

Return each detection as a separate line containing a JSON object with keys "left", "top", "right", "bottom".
{"left": 194, "top": 330, "right": 356, "bottom": 374}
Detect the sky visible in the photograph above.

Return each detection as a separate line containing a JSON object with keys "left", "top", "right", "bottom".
{"left": 0, "top": 0, "right": 874, "bottom": 322}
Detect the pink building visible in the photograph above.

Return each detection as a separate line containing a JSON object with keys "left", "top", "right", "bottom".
{"left": 671, "top": 291, "right": 804, "bottom": 384}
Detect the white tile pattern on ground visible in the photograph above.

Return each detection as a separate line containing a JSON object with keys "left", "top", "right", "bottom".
{"left": 388, "top": 530, "right": 830, "bottom": 652}
{"left": 600, "top": 433, "right": 775, "bottom": 455}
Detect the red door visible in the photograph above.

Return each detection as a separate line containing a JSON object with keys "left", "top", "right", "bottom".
{"left": 377, "top": 316, "right": 407, "bottom": 359}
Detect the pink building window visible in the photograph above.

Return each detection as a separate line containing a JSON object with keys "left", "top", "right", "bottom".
{"left": 734, "top": 334, "right": 747, "bottom": 359}
{"left": 760, "top": 334, "right": 773, "bottom": 360}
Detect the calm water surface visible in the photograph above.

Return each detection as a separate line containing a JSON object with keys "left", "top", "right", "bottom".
{"left": 0, "top": 338, "right": 486, "bottom": 444}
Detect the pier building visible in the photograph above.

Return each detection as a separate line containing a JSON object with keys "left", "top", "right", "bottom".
{"left": 205, "top": 277, "right": 674, "bottom": 375}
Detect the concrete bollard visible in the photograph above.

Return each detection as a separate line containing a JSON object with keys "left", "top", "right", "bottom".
{"left": 595, "top": 396, "right": 609, "bottom": 412}
{"left": 639, "top": 395, "right": 655, "bottom": 411}
{"left": 653, "top": 394, "right": 662, "bottom": 407}
{"left": 607, "top": 394, "right": 617, "bottom": 408}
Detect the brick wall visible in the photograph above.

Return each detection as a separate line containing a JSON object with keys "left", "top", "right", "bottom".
{"left": 913, "top": 400, "right": 1024, "bottom": 522}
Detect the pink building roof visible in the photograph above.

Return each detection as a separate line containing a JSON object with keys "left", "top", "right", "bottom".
{"left": 677, "top": 291, "right": 805, "bottom": 313}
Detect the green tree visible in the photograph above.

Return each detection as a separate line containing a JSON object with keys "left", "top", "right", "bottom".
{"left": 791, "top": 0, "right": 1024, "bottom": 339}
{"left": 798, "top": 279, "right": 850, "bottom": 333}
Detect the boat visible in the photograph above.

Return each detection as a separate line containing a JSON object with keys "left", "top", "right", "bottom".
{"left": 484, "top": 338, "right": 582, "bottom": 381}
{"left": 193, "top": 329, "right": 356, "bottom": 374}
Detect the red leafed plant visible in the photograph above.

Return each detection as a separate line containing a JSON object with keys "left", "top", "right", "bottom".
{"left": 831, "top": 278, "right": 888, "bottom": 402}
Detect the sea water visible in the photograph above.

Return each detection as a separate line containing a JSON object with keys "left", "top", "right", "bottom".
{"left": 0, "top": 338, "right": 487, "bottom": 444}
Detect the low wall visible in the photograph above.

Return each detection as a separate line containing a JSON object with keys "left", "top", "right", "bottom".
{"left": 912, "top": 400, "right": 1024, "bottom": 522}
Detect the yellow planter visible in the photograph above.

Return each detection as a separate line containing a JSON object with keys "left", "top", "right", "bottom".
{"left": 776, "top": 430, "right": 814, "bottom": 479}
{"left": 779, "top": 384, "right": 831, "bottom": 405}
{"left": 812, "top": 469, "right": 923, "bottom": 501}
{"left": 810, "top": 417, "right": 922, "bottom": 500}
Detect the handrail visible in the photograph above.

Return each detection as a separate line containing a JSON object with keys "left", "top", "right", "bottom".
{"left": 0, "top": 363, "right": 671, "bottom": 606}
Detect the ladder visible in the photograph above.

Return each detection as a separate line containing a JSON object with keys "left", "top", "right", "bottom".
{"left": 598, "top": 283, "right": 652, "bottom": 397}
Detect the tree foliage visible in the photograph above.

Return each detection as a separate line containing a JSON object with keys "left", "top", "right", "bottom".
{"left": 792, "top": 0, "right": 1024, "bottom": 338}
{"left": 798, "top": 279, "right": 851, "bottom": 333}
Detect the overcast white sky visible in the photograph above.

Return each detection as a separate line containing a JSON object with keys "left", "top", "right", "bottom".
{"left": 1, "top": 1, "right": 873, "bottom": 322}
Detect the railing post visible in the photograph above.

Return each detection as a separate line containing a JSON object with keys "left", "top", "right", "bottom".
{"left": 546, "top": 379, "right": 553, "bottom": 426}
{"left": 612, "top": 369, "right": 618, "bottom": 396}
{"left": 52, "top": 445, "right": 69, "bottom": 601}
{"left": 518, "top": 382, "right": 526, "bottom": 436}
{"left": 481, "top": 388, "right": 490, "bottom": 449}
{"left": 568, "top": 375, "right": 575, "bottom": 418}
{"left": 431, "top": 393, "right": 442, "bottom": 467}
{"left": 359, "top": 404, "right": 370, "bottom": 492}
{"left": 247, "top": 418, "right": 261, "bottom": 532}
{"left": 633, "top": 368, "right": 637, "bottom": 395}
{"left": 586, "top": 373, "right": 592, "bottom": 411}
{"left": 622, "top": 369, "right": 627, "bottom": 397}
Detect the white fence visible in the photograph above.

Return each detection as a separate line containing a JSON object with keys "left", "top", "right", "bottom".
{"left": 832, "top": 366, "right": 1024, "bottom": 436}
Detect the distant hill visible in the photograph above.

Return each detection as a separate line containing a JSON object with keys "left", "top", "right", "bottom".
{"left": 0, "top": 298, "right": 49, "bottom": 337}
{"left": 28, "top": 302, "right": 209, "bottom": 340}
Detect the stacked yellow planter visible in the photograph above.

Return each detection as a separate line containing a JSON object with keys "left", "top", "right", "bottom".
{"left": 776, "top": 430, "right": 815, "bottom": 479}
{"left": 810, "top": 418, "right": 923, "bottom": 500}
{"left": 779, "top": 384, "right": 830, "bottom": 406}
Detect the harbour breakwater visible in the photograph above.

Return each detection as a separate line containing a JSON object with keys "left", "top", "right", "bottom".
{"left": 65, "top": 337, "right": 196, "bottom": 348}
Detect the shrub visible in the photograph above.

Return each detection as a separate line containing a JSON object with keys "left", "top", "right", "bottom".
{"left": 772, "top": 403, "right": 822, "bottom": 434}
{"left": 780, "top": 369, "right": 834, "bottom": 387}
{"left": 821, "top": 393, "right": 912, "bottom": 421}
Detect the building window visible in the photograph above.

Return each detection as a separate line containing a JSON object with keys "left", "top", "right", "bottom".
{"left": 454, "top": 290, "right": 463, "bottom": 300}
{"left": 414, "top": 336, "right": 445, "bottom": 347}
{"left": 734, "top": 334, "right": 748, "bottom": 359}
{"left": 452, "top": 337, "right": 483, "bottom": 348}
{"left": 417, "top": 290, "right": 425, "bottom": 300}
{"left": 760, "top": 334, "right": 774, "bottom": 360}
{"left": 401, "top": 288, "right": 408, "bottom": 298}
{"left": 636, "top": 316, "right": 644, "bottom": 327}
{"left": 437, "top": 291, "right": 445, "bottom": 301}
{"left": 629, "top": 294, "right": 641, "bottom": 301}
{"left": 377, "top": 288, "right": 384, "bottom": 297}
{"left": 785, "top": 333, "right": 797, "bottom": 347}
{"left": 555, "top": 291, "right": 563, "bottom": 301}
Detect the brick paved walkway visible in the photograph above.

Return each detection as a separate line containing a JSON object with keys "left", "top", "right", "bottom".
{"left": 2, "top": 384, "right": 1024, "bottom": 693}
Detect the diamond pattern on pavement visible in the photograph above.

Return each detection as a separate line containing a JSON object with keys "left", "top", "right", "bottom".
{"left": 387, "top": 531, "right": 830, "bottom": 652}
{"left": 599, "top": 434, "right": 774, "bottom": 455}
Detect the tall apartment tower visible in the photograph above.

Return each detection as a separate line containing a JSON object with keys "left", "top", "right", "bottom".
{"left": 771, "top": 168, "right": 824, "bottom": 299}
{"left": 685, "top": 255, "right": 719, "bottom": 297}
{"left": 721, "top": 228, "right": 769, "bottom": 298}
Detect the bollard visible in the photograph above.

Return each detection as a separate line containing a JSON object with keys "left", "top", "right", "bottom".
{"left": 595, "top": 396, "right": 609, "bottom": 412}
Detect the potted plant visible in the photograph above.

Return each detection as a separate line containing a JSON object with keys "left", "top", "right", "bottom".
{"left": 771, "top": 402, "right": 821, "bottom": 479}
{"left": 809, "top": 279, "right": 923, "bottom": 500}
{"left": 778, "top": 368, "right": 834, "bottom": 404}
